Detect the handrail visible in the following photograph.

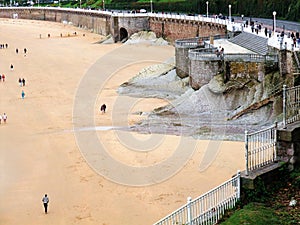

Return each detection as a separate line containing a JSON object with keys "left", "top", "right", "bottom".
{"left": 153, "top": 171, "right": 240, "bottom": 225}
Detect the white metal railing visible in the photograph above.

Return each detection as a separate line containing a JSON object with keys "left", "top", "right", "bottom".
{"left": 189, "top": 52, "right": 278, "bottom": 62}
{"left": 153, "top": 171, "right": 240, "bottom": 225}
{"left": 245, "top": 123, "right": 277, "bottom": 175}
{"left": 283, "top": 84, "right": 300, "bottom": 127}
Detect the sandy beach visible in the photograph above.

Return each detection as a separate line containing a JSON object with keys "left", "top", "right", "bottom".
{"left": 0, "top": 18, "right": 245, "bottom": 225}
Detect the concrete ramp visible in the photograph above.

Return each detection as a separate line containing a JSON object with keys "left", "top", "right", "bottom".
{"left": 229, "top": 32, "right": 269, "bottom": 55}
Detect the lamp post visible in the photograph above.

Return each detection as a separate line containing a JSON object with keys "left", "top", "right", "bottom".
{"left": 229, "top": 4, "right": 231, "bottom": 23}
{"left": 206, "top": 1, "right": 208, "bottom": 18}
{"left": 150, "top": 0, "right": 153, "bottom": 13}
{"left": 273, "top": 11, "right": 277, "bottom": 34}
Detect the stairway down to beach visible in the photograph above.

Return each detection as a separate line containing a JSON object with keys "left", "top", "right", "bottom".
{"left": 229, "top": 32, "right": 269, "bottom": 55}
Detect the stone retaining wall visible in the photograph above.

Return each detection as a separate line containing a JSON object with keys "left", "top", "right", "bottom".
{"left": 149, "top": 17, "right": 226, "bottom": 43}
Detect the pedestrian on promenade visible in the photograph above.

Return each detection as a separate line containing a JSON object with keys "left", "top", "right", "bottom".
{"left": 100, "top": 104, "right": 107, "bottom": 113}
{"left": 220, "top": 48, "right": 224, "bottom": 60}
{"left": 18, "top": 78, "right": 22, "bottom": 86}
{"left": 24, "top": 48, "right": 27, "bottom": 54}
{"left": 264, "top": 27, "right": 268, "bottom": 37}
{"left": 21, "top": 90, "right": 25, "bottom": 99}
{"left": 0, "top": 74, "right": 2, "bottom": 82}
{"left": 10, "top": 64, "right": 14, "bottom": 71}
{"left": 42, "top": 194, "right": 49, "bottom": 214}
{"left": 16, "top": 48, "right": 18, "bottom": 54}
{"left": 2, "top": 113, "right": 7, "bottom": 123}
{"left": 2, "top": 74, "right": 5, "bottom": 82}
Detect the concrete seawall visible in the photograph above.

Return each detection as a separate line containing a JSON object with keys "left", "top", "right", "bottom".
{"left": 0, "top": 7, "right": 227, "bottom": 43}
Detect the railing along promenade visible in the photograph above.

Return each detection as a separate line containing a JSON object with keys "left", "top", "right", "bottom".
{"left": 1, "top": 6, "right": 235, "bottom": 24}
{"left": 175, "top": 35, "right": 228, "bottom": 48}
{"left": 188, "top": 50, "right": 278, "bottom": 62}
{"left": 245, "top": 123, "right": 277, "bottom": 176}
{"left": 245, "top": 84, "right": 300, "bottom": 175}
{"left": 153, "top": 171, "right": 240, "bottom": 225}
{"left": 283, "top": 84, "right": 300, "bottom": 127}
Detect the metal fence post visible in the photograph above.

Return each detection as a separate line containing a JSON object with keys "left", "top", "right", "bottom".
{"left": 237, "top": 170, "right": 241, "bottom": 199}
{"left": 187, "top": 197, "right": 192, "bottom": 225}
{"left": 274, "top": 121, "right": 278, "bottom": 162}
{"left": 245, "top": 130, "right": 249, "bottom": 176}
{"left": 283, "top": 85, "right": 287, "bottom": 128}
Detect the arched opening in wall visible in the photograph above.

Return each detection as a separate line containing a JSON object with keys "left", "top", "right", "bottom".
{"left": 119, "top": 27, "right": 128, "bottom": 42}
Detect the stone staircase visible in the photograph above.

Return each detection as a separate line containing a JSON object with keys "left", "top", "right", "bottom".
{"left": 229, "top": 32, "right": 269, "bottom": 55}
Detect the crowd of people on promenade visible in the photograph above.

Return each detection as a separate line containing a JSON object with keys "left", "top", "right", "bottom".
{"left": 238, "top": 20, "right": 300, "bottom": 50}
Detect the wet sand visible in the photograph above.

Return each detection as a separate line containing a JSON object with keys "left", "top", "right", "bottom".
{"left": 0, "top": 18, "right": 245, "bottom": 225}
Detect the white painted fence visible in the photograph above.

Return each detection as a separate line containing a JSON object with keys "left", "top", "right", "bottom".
{"left": 283, "top": 84, "right": 300, "bottom": 127}
{"left": 245, "top": 123, "right": 277, "bottom": 175}
{"left": 153, "top": 171, "right": 240, "bottom": 225}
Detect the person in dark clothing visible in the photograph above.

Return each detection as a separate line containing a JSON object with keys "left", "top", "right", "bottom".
{"left": 100, "top": 104, "right": 107, "bottom": 113}
{"left": 22, "top": 78, "right": 25, "bottom": 86}
{"left": 264, "top": 27, "right": 268, "bottom": 37}
{"left": 42, "top": 194, "right": 49, "bottom": 214}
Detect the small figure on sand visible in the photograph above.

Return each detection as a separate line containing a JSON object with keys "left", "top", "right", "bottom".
{"left": 2, "top": 74, "right": 5, "bottom": 82}
{"left": 100, "top": 104, "right": 106, "bottom": 113}
{"left": 15, "top": 48, "right": 18, "bottom": 54}
{"left": 0, "top": 114, "right": 2, "bottom": 124}
{"left": 10, "top": 64, "right": 14, "bottom": 71}
{"left": 2, "top": 113, "right": 7, "bottom": 123}
{"left": 21, "top": 90, "right": 25, "bottom": 99}
{"left": 22, "top": 78, "right": 26, "bottom": 86}
{"left": 42, "top": 194, "right": 49, "bottom": 214}
{"left": 18, "top": 78, "right": 22, "bottom": 86}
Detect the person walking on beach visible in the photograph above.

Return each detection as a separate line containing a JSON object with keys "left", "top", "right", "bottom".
{"left": 21, "top": 90, "right": 25, "bottom": 99}
{"left": 22, "top": 78, "right": 25, "bottom": 86}
{"left": 2, "top": 113, "right": 7, "bottom": 123}
{"left": 0, "top": 114, "right": 2, "bottom": 124}
{"left": 42, "top": 194, "right": 49, "bottom": 214}
{"left": 2, "top": 74, "right": 5, "bottom": 82}
{"left": 100, "top": 104, "right": 106, "bottom": 113}
{"left": 10, "top": 64, "right": 14, "bottom": 71}
{"left": 16, "top": 48, "right": 18, "bottom": 54}
{"left": 18, "top": 78, "right": 22, "bottom": 86}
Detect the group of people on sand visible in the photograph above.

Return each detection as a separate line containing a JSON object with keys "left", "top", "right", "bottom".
{"left": 0, "top": 112, "right": 7, "bottom": 124}
{"left": 0, "top": 43, "right": 8, "bottom": 49}
{"left": 16, "top": 47, "right": 27, "bottom": 56}
{"left": 18, "top": 77, "right": 26, "bottom": 87}
{"left": 0, "top": 74, "right": 6, "bottom": 82}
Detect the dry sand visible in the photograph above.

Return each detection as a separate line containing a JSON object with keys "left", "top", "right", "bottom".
{"left": 0, "top": 18, "right": 245, "bottom": 225}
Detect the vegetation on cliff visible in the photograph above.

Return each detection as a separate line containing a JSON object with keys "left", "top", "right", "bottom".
{"left": 219, "top": 168, "right": 300, "bottom": 224}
